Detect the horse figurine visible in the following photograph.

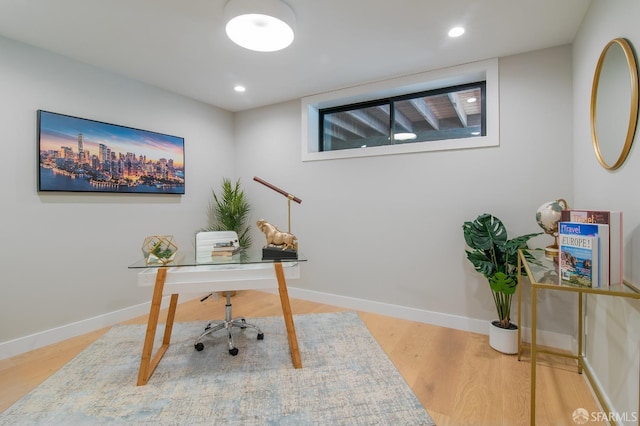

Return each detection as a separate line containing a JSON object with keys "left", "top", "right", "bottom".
{"left": 256, "top": 219, "right": 298, "bottom": 251}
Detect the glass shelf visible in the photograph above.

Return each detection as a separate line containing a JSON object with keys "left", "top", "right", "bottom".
{"left": 128, "top": 249, "right": 306, "bottom": 269}
{"left": 520, "top": 248, "right": 640, "bottom": 297}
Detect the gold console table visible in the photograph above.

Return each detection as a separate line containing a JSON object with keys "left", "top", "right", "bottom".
{"left": 517, "top": 248, "right": 640, "bottom": 425}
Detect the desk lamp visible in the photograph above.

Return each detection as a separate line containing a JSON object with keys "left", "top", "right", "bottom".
{"left": 253, "top": 176, "right": 301, "bottom": 259}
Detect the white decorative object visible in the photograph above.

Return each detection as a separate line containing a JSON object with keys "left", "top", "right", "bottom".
{"left": 535, "top": 199, "right": 568, "bottom": 257}
{"left": 488, "top": 321, "right": 518, "bottom": 354}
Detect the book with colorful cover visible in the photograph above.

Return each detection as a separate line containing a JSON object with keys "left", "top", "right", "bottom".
{"left": 558, "top": 235, "right": 600, "bottom": 287}
{"left": 560, "top": 209, "right": 622, "bottom": 285}
{"left": 559, "top": 232, "right": 599, "bottom": 288}
{"left": 558, "top": 222, "right": 609, "bottom": 287}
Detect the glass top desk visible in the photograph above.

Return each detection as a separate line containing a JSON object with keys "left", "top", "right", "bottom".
{"left": 129, "top": 250, "right": 306, "bottom": 386}
{"left": 517, "top": 249, "right": 640, "bottom": 425}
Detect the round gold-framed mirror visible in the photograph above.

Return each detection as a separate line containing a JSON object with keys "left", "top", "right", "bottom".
{"left": 591, "top": 38, "right": 639, "bottom": 170}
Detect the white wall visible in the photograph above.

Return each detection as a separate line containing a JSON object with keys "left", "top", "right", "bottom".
{"left": 573, "top": 0, "right": 640, "bottom": 421}
{"left": 0, "top": 26, "right": 580, "bottom": 362}
{"left": 0, "top": 36, "right": 235, "bottom": 352}
{"left": 235, "top": 45, "right": 575, "bottom": 337}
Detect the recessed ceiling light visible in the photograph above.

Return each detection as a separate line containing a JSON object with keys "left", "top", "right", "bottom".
{"left": 467, "top": 97, "right": 477, "bottom": 103}
{"left": 448, "top": 26, "right": 465, "bottom": 38}
{"left": 234, "top": 85, "right": 246, "bottom": 92}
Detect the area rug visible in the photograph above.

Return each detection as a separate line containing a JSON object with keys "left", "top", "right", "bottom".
{"left": 0, "top": 311, "right": 434, "bottom": 425}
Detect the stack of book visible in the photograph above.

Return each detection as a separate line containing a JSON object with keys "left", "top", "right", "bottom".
{"left": 211, "top": 240, "right": 241, "bottom": 257}
{"left": 558, "top": 209, "right": 623, "bottom": 287}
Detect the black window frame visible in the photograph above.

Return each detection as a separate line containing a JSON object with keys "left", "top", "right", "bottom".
{"left": 318, "top": 81, "right": 486, "bottom": 152}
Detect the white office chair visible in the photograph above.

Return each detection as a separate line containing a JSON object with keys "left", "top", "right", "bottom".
{"left": 193, "top": 231, "right": 264, "bottom": 356}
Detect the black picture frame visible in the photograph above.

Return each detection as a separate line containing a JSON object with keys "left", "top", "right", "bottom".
{"left": 37, "top": 110, "right": 185, "bottom": 194}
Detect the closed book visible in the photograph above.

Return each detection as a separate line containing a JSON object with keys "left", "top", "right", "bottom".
{"left": 561, "top": 209, "right": 622, "bottom": 285}
{"left": 559, "top": 222, "right": 608, "bottom": 287}
{"left": 212, "top": 241, "right": 239, "bottom": 251}
{"left": 559, "top": 233, "right": 599, "bottom": 288}
{"left": 211, "top": 248, "right": 241, "bottom": 256}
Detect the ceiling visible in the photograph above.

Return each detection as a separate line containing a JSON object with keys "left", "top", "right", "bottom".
{"left": 0, "top": 0, "right": 591, "bottom": 112}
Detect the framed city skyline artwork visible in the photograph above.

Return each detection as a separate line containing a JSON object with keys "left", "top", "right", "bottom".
{"left": 37, "top": 110, "right": 185, "bottom": 194}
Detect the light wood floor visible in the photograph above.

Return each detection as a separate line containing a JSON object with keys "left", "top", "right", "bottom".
{"left": 0, "top": 290, "right": 604, "bottom": 425}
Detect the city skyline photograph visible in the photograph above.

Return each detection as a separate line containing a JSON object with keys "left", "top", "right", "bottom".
{"left": 38, "top": 110, "right": 185, "bottom": 194}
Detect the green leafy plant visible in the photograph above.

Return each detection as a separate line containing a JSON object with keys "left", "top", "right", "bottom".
{"left": 205, "top": 178, "right": 252, "bottom": 249}
{"left": 462, "top": 213, "right": 541, "bottom": 329}
{"left": 151, "top": 243, "right": 174, "bottom": 259}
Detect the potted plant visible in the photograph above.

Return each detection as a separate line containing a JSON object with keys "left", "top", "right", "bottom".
{"left": 462, "top": 213, "right": 540, "bottom": 353}
{"left": 205, "top": 178, "right": 252, "bottom": 249}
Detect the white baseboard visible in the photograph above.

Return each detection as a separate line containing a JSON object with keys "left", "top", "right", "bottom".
{"left": 0, "top": 287, "right": 573, "bottom": 360}
{"left": 0, "top": 295, "right": 178, "bottom": 361}
{"left": 280, "top": 287, "right": 575, "bottom": 351}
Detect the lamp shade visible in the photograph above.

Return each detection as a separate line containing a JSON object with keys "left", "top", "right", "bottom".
{"left": 224, "top": 0, "right": 296, "bottom": 52}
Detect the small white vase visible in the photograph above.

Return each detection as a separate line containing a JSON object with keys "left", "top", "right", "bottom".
{"left": 488, "top": 321, "right": 518, "bottom": 354}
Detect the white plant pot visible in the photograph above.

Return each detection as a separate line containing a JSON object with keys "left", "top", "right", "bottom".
{"left": 488, "top": 321, "right": 518, "bottom": 354}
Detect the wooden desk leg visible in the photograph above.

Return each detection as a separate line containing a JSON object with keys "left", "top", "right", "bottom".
{"left": 530, "top": 286, "right": 537, "bottom": 426}
{"left": 274, "top": 262, "right": 302, "bottom": 369}
{"left": 137, "top": 268, "right": 179, "bottom": 386}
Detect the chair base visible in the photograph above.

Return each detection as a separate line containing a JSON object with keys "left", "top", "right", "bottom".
{"left": 194, "top": 291, "right": 263, "bottom": 355}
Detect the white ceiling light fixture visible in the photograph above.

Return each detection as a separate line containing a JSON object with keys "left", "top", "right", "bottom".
{"left": 224, "top": 0, "right": 296, "bottom": 52}
{"left": 394, "top": 132, "right": 417, "bottom": 141}
{"left": 448, "top": 26, "right": 465, "bottom": 38}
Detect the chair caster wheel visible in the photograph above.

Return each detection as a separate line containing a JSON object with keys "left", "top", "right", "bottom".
{"left": 229, "top": 347, "right": 239, "bottom": 356}
{"left": 194, "top": 342, "right": 204, "bottom": 351}
{"left": 257, "top": 333, "right": 264, "bottom": 340}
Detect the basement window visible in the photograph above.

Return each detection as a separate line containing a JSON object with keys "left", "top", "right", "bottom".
{"left": 301, "top": 58, "right": 499, "bottom": 161}
{"left": 319, "top": 82, "right": 485, "bottom": 152}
